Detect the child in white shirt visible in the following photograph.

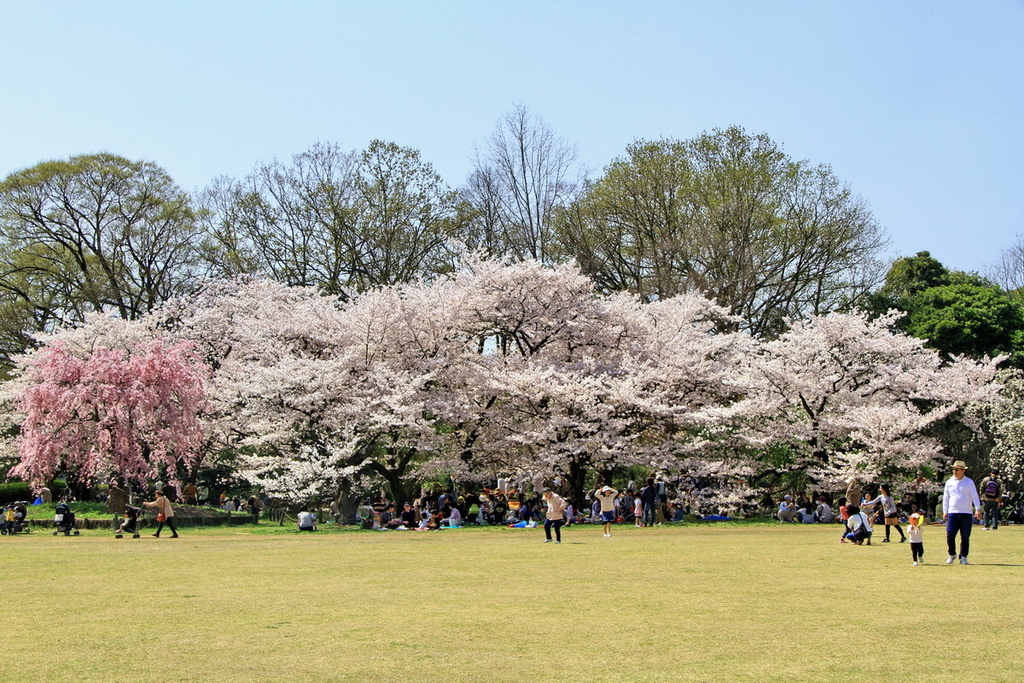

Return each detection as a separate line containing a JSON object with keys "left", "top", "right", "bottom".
{"left": 908, "top": 512, "right": 925, "bottom": 565}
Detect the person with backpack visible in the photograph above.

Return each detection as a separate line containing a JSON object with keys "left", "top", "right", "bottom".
{"left": 844, "top": 504, "right": 872, "bottom": 545}
{"left": 978, "top": 467, "right": 1003, "bottom": 531}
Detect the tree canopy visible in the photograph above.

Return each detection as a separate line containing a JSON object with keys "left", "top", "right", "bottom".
{"left": 553, "top": 127, "right": 888, "bottom": 336}
{"left": 10, "top": 336, "right": 208, "bottom": 489}
{"left": 198, "top": 141, "right": 468, "bottom": 295}
{"left": 4, "top": 259, "right": 999, "bottom": 507}
{"left": 865, "top": 251, "right": 1024, "bottom": 368}
{"left": 0, "top": 153, "right": 203, "bottom": 368}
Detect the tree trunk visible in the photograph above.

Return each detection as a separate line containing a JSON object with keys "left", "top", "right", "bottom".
{"left": 333, "top": 479, "right": 359, "bottom": 525}
{"left": 565, "top": 458, "right": 591, "bottom": 507}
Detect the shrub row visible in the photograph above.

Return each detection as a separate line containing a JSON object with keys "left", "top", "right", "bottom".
{"left": 0, "top": 481, "right": 68, "bottom": 504}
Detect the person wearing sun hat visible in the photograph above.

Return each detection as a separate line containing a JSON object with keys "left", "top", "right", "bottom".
{"left": 942, "top": 460, "right": 982, "bottom": 565}
{"left": 593, "top": 484, "right": 619, "bottom": 538}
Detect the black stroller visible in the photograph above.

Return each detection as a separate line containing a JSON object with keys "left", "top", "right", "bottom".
{"left": 53, "top": 502, "right": 80, "bottom": 536}
{"left": 115, "top": 505, "right": 142, "bottom": 539}
{"left": 13, "top": 502, "right": 31, "bottom": 534}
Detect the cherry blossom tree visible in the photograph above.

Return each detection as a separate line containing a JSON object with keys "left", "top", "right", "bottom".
{"left": 980, "top": 369, "right": 1024, "bottom": 482}
{"left": 427, "top": 257, "right": 754, "bottom": 502}
{"left": 8, "top": 257, "right": 1005, "bottom": 511}
{"left": 159, "top": 278, "right": 456, "bottom": 513}
{"left": 738, "top": 310, "right": 1002, "bottom": 488}
{"left": 10, "top": 335, "right": 208, "bottom": 490}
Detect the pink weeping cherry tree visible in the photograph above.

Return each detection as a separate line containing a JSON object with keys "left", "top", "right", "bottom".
{"left": 11, "top": 337, "right": 209, "bottom": 490}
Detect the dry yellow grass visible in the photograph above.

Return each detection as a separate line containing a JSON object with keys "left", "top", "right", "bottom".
{"left": 3, "top": 522, "right": 1022, "bottom": 682}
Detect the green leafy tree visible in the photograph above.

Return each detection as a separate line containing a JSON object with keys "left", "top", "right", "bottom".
{"left": 200, "top": 141, "right": 468, "bottom": 294}
{"left": 865, "top": 253, "right": 1024, "bottom": 367}
{"left": 902, "top": 278, "right": 1024, "bottom": 365}
{"left": 554, "top": 126, "right": 888, "bottom": 337}
{"left": 0, "top": 153, "right": 202, "bottom": 367}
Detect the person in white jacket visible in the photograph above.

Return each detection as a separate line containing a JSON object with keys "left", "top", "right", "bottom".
{"left": 942, "top": 460, "right": 982, "bottom": 565}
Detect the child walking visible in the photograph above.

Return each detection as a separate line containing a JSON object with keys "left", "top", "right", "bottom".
{"left": 908, "top": 512, "right": 925, "bottom": 565}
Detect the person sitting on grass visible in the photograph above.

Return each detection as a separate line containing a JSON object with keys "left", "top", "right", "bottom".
{"left": 429, "top": 508, "right": 443, "bottom": 530}
{"left": 777, "top": 496, "right": 798, "bottom": 523}
{"left": 297, "top": 508, "right": 317, "bottom": 531}
{"left": 399, "top": 502, "right": 417, "bottom": 529}
{"left": 797, "top": 502, "right": 817, "bottom": 523}
{"left": 815, "top": 496, "right": 835, "bottom": 523}
{"left": 444, "top": 504, "right": 462, "bottom": 528}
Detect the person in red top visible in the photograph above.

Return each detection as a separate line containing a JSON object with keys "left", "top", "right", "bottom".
{"left": 145, "top": 489, "right": 179, "bottom": 538}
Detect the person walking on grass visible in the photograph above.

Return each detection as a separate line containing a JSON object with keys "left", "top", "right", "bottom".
{"left": 144, "top": 489, "right": 178, "bottom": 538}
{"left": 542, "top": 489, "right": 568, "bottom": 544}
{"left": 594, "top": 485, "right": 619, "bottom": 537}
{"left": 640, "top": 478, "right": 659, "bottom": 527}
{"left": 865, "top": 484, "right": 906, "bottom": 543}
{"left": 942, "top": 460, "right": 982, "bottom": 565}
{"left": 908, "top": 512, "right": 925, "bottom": 566}
{"left": 978, "top": 467, "right": 1004, "bottom": 531}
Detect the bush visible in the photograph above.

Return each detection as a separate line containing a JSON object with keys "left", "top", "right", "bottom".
{"left": 0, "top": 480, "right": 67, "bottom": 504}
{"left": 0, "top": 481, "right": 32, "bottom": 504}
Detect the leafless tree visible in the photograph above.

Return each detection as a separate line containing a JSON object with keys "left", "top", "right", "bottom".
{"left": 988, "top": 233, "right": 1024, "bottom": 300}
{"left": 466, "top": 104, "right": 584, "bottom": 264}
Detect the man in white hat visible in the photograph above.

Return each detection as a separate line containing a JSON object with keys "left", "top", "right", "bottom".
{"left": 942, "top": 460, "right": 982, "bottom": 564}
{"left": 593, "top": 485, "right": 619, "bottom": 537}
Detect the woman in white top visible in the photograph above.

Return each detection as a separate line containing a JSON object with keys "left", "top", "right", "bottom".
{"left": 865, "top": 484, "right": 906, "bottom": 543}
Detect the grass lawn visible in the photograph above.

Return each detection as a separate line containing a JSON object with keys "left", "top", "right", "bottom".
{"left": 3, "top": 521, "right": 1022, "bottom": 682}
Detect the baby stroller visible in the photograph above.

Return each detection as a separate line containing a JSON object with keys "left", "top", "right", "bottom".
{"left": 115, "top": 505, "right": 142, "bottom": 539}
{"left": 2, "top": 502, "right": 32, "bottom": 535}
{"left": 12, "top": 502, "right": 31, "bottom": 534}
{"left": 53, "top": 502, "right": 80, "bottom": 536}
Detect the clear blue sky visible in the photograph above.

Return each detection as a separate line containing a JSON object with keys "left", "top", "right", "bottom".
{"left": 2, "top": 1, "right": 1021, "bottom": 275}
